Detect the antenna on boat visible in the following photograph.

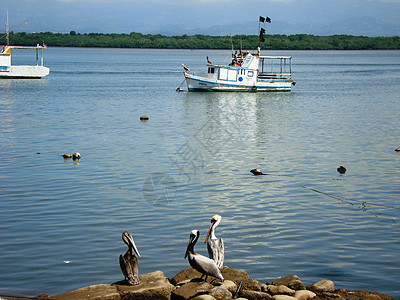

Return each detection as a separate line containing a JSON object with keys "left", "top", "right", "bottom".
{"left": 1, "top": 11, "right": 31, "bottom": 45}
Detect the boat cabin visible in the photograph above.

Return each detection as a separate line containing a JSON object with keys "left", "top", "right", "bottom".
{"left": 206, "top": 52, "right": 292, "bottom": 85}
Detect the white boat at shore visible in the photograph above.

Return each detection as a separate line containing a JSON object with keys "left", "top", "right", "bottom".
{"left": 0, "top": 45, "right": 50, "bottom": 79}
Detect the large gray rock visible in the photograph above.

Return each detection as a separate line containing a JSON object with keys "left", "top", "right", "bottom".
{"left": 209, "top": 285, "right": 232, "bottom": 300}
{"left": 115, "top": 270, "right": 174, "bottom": 300}
{"left": 53, "top": 284, "right": 120, "bottom": 300}
{"left": 294, "top": 290, "right": 316, "bottom": 300}
{"left": 171, "top": 267, "right": 261, "bottom": 291}
{"left": 272, "top": 296, "right": 297, "bottom": 300}
{"left": 172, "top": 281, "right": 213, "bottom": 300}
{"left": 239, "top": 290, "right": 273, "bottom": 300}
{"left": 307, "top": 279, "right": 335, "bottom": 292}
{"left": 272, "top": 275, "right": 306, "bottom": 291}
{"left": 262, "top": 284, "right": 295, "bottom": 296}
{"left": 221, "top": 280, "right": 237, "bottom": 295}
{"left": 192, "top": 296, "right": 216, "bottom": 300}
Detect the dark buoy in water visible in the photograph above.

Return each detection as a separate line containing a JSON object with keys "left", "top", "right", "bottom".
{"left": 62, "top": 153, "right": 72, "bottom": 159}
{"left": 250, "top": 169, "right": 265, "bottom": 176}
{"left": 140, "top": 115, "right": 149, "bottom": 121}
{"left": 337, "top": 166, "right": 346, "bottom": 174}
{"left": 395, "top": 146, "right": 400, "bottom": 152}
{"left": 72, "top": 152, "right": 81, "bottom": 161}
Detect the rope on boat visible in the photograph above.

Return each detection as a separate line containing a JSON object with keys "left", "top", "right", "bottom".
{"left": 176, "top": 79, "right": 186, "bottom": 92}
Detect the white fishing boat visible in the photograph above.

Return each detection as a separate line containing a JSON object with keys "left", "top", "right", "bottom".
{"left": 0, "top": 45, "right": 50, "bottom": 79}
{"left": 181, "top": 17, "right": 295, "bottom": 92}
{"left": 0, "top": 13, "right": 50, "bottom": 79}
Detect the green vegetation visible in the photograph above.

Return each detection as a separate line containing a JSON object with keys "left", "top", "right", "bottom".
{"left": 3, "top": 31, "right": 400, "bottom": 50}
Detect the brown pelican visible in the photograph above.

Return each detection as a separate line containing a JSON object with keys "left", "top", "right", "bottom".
{"left": 62, "top": 153, "right": 72, "bottom": 159}
{"left": 72, "top": 152, "right": 81, "bottom": 161}
{"left": 185, "top": 230, "right": 224, "bottom": 282}
{"left": 119, "top": 231, "right": 141, "bottom": 285}
{"left": 337, "top": 166, "right": 346, "bottom": 174}
{"left": 250, "top": 168, "right": 266, "bottom": 176}
{"left": 204, "top": 215, "right": 224, "bottom": 269}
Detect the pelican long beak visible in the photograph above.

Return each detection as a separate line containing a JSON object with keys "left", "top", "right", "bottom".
{"left": 204, "top": 222, "right": 213, "bottom": 244}
{"left": 127, "top": 234, "right": 141, "bottom": 257}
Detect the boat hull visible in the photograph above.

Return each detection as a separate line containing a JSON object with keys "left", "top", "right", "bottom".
{"left": 184, "top": 73, "right": 293, "bottom": 92}
{"left": 0, "top": 66, "right": 50, "bottom": 79}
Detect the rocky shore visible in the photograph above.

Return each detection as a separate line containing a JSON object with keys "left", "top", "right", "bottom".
{"left": 4, "top": 267, "right": 393, "bottom": 300}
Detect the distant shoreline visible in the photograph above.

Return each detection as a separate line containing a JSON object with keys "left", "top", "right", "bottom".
{"left": 4, "top": 32, "right": 400, "bottom": 50}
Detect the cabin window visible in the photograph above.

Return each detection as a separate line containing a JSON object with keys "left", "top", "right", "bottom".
{"left": 218, "top": 68, "right": 237, "bottom": 81}
{"left": 208, "top": 67, "right": 215, "bottom": 74}
{"left": 248, "top": 71, "right": 254, "bottom": 77}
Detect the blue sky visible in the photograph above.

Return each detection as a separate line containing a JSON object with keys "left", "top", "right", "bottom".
{"left": 3, "top": 0, "right": 400, "bottom": 36}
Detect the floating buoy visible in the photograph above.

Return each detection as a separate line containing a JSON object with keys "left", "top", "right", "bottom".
{"left": 140, "top": 115, "right": 149, "bottom": 121}
{"left": 337, "top": 166, "right": 346, "bottom": 174}
{"left": 62, "top": 153, "right": 72, "bottom": 159}
{"left": 395, "top": 146, "right": 400, "bottom": 152}
{"left": 72, "top": 152, "right": 81, "bottom": 161}
{"left": 250, "top": 169, "right": 264, "bottom": 176}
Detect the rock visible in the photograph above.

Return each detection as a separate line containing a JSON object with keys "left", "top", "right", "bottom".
{"left": 294, "top": 290, "right": 316, "bottom": 300}
{"left": 172, "top": 267, "right": 261, "bottom": 291}
{"left": 272, "top": 296, "right": 297, "bottom": 300}
{"left": 307, "top": 279, "right": 335, "bottom": 292}
{"left": 240, "top": 290, "right": 273, "bottom": 300}
{"left": 72, "top": 152, "right": 81, "bottom": 161}
{"left": 36, "top": 294, "right": 52, "bottom": 299}
{"left": 262, "top": 284, "right": 295, "bottom": 296}
{"left": 272, "top": 275, "right": 306, "bottom": 291}
{"left": 52, "top": 284, "right": 120, "bottom": 300}
{"left": 209, "top": 285, "right": 232, "bottom": 300}
{"left": 221, "top": 280, "right": 237, "bottom": 294}
{"left": 334, "top": 289, "right": 393, "bottom": 300}
{"left": 192, "top": 296, "right": 216, "bottom": 300}
{"left": 172, "top": 281, "right": 213, "bottom": 300}
{"left": 115, "top": 270, "right": 174, "bottom": 300}
{"left": 140, "top": 115, "right": 149, "bottom": 121}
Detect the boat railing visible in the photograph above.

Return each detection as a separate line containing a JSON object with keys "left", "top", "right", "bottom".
{"left": 258, "top": 72, "right": 292, "bottom": 79}
{"left": 259, "top": 55, "right": 292, "bottom": 78}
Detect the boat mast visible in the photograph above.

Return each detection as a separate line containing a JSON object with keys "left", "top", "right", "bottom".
{"left": 6, "top": 10, "right": 10, "bottom": 45}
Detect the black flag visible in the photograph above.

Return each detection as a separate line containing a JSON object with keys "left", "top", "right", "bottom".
{"left": 266, "top": 16, "right": 271, "bottom": 23}
{"left": 259, "top": 28, "right": 266, "bottom": 43}
{"left": 259, "top": 16, "right": 265, "bottom": 23}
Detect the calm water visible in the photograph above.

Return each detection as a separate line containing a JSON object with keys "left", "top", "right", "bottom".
{"left": 0, "top": 48, "right": 399, "bottom": 298}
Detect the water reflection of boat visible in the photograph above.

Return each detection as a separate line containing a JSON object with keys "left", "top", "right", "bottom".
{"left": 0, "top": 45, "right": 50, "bottom": 79}
{"left": 182, "top": 17, "right": 295, "bottom": 92}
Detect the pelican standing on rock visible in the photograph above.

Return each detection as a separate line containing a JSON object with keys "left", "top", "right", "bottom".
{"left": 204, "top": 215, "right": 224, "bottom": 269}
{"left": 185, "top": 230, "right": 224, "bottom": 282}
{"left": 119, "top": 231, "right": 141, "bottom": 285}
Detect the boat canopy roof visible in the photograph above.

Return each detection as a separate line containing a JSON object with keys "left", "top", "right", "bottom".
{"left": 259, "top": 55, "right": 292, "bottom": 59}
{"left": 1, "top": 45, "right": 47, "bottom": 55}
{"left": 2, "top": 45, "right": 47, "bottom": 50}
